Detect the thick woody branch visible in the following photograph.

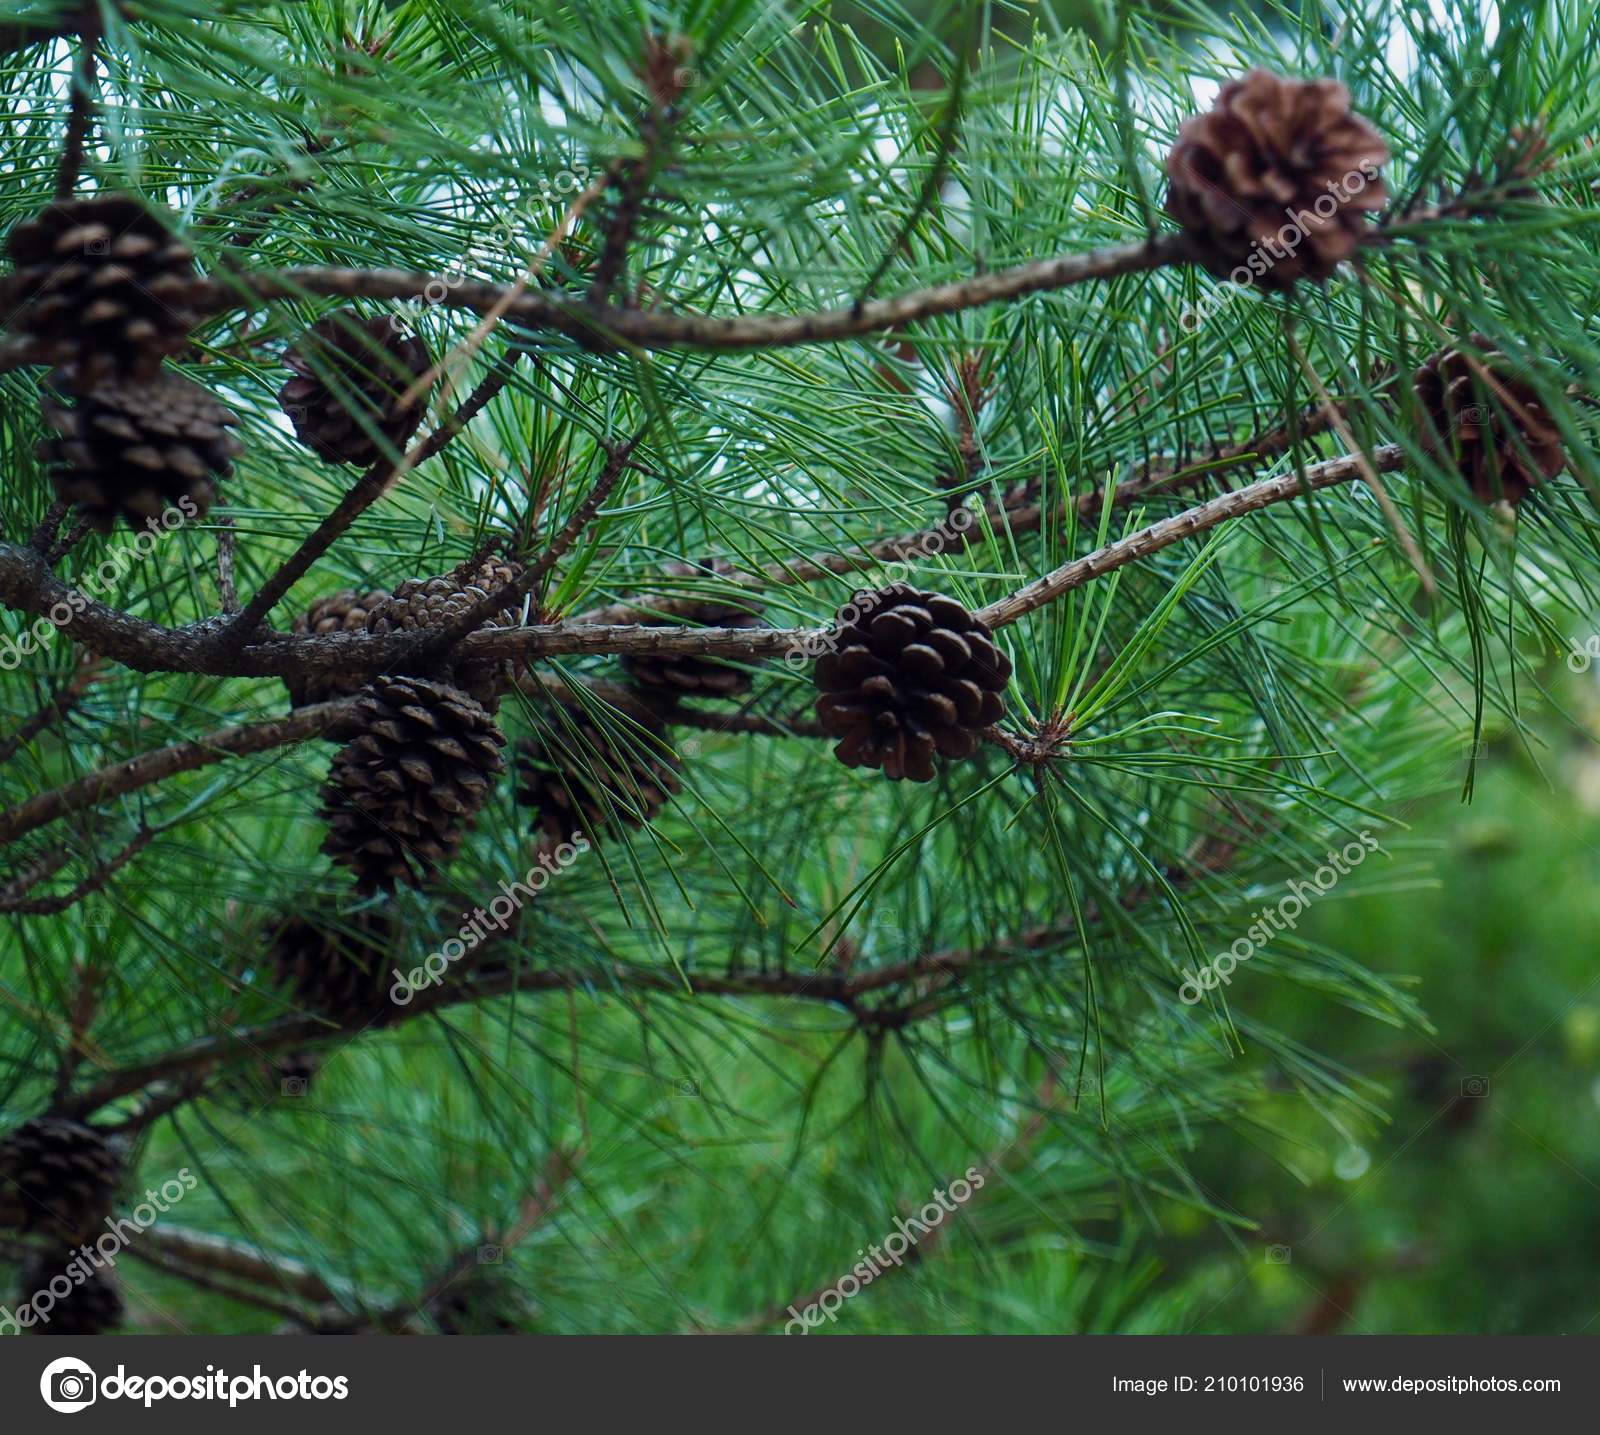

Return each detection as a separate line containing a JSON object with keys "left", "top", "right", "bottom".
{"left": 168, "top": 234, "right": 1193, "bottom": 354}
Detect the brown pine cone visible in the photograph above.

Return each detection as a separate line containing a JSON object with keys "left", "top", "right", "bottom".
{"left": 18, "top": 1252, "right": 125, "bottom": 1335}
{"left": 1165, "top": 69, "right": 1389, "bottom": 288}
{"left": 38, "top": 372, "right": 242, "bottom": 532}
{"left": 320, "top": 676, "right": 506, "bottom": 894}
{"left": 621, "top": 560, "right": 764, "bottom": 699}
{"left": 813, "top": 584, "right": 1010, "bottom": 782}
{"left": 1413, "top": 337, "right": 1566, "bottom": 506}
{"left": 366, "top": 554, "right": 528, "bottom": 710}
{"left": 2, "top": 196, "right": 200, "bottom": 383}
{"left": 516, "top": 711, "right": 680, "bottom": 841}
{"left": 0, "top": 1117, "right": 123, "bottom": 1241}
{"left": 266, "top": 910, "right": 395, "bottom": 1026}
{"left": 278, "top": 311, "right": 432, "bottom": 466}
{"left": 286, "top": 589, "right": 391, "bottom": 709}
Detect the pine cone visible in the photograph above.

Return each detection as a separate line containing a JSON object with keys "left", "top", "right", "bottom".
{"left": 621, "top": 560, "right": 763, "bottom": 699}
{"left": 18, "top": 1252, "right": 125, "bottom": 1335}
{"left": 516, "top": 711, "right": 680, "bottom": 841}
{"left": 1413, "top": 337, "right": 1566, "bottom": 507}
{"left": 365, "top": 554, "right": 528, "bottom": 710}
{"left": 0, "top": 1117, "right": 123, "bottom": 1241}
{"left": 266, "top": 910, "right": 394, "bottom": 1026}
{"left": 813, "top": 584, "right": 1010, "bottom": 782}
{"left": 1165, "top": 69, "right": 1389, "bottom": 288}
{"left": 320, "top": 676, "right": 506, "bottom": 894}
{"left": 286, "top": 588, "right": 390, "bottom": 709}
{"left": 2, "top": 196, "right": 200, "bottom": 382}
{"left": 38, "top": 372, "right": 242, "bottom": 533}
{"left": 278, "top": 312, "right": 432, "bottom": 466}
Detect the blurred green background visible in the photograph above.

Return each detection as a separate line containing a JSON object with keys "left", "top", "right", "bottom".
{"left": 1161, "top": 671, "right": 1600, "bottom": 1334}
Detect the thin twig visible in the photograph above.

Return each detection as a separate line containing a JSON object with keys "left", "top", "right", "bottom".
{"left": 976, "top": 445, "right": 1404, "bottom": 630}
{"left": 218, "top": 350, "right": 522, "bottom": 647}
{"left": 0, "top": 699, "right": 355, "bottom": 848}
{"left": 215, "top": 516, "right": 239, "bottom": 613}
{"left": 0, "top": 823, "right": 157, "bottom": 913}
{"left": 425, "top": 431, "right": 645, "bottom": 649}
{"left": 52, "top": 12, "right": 100, "bottom": 200}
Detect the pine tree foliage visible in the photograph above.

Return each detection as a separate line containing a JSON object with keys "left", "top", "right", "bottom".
{"left": 0, "top": 0, "right": 1597, "bottom": 1332}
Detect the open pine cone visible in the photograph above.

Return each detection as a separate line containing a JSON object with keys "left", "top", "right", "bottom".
{"left": 320, "top": 676, "right": 506, "bottom": 894}
{"left": 366, "top": 554, "right": 528, "bottom": 710}
{"left": 621, "top": 560, "right": 764, "bottom": 699}
{"left": 286, "top": 588, "right": 392, "bottom": 709}
{"left": 1165, "top": 69, "right": 1389, "bottom": 288}
{"left": 0, "top": 1117, "right": 123, "bottom": 1241}
{"left": 266, "top": 910, "right": 395, "bottom": 1026}
{"left": 39, "top": 372, "right": 242, "bottom": 532}
{"left": 18, "top": 1253, "right": 125, "bottom": 1335}
{"left": 516, "top": 711, "right": 680, "bottom": 841}
{"left": 813, "top": 584, "right": 1010, "bottom": 782}
{"left": 2, "top": 196, "right": 200, "bottom": 383}
{"left": 278, "top": 311, "right": 432, "bottom": 467}
{"left": 1413, "top": 337, "right": 1566, "bottom": 506}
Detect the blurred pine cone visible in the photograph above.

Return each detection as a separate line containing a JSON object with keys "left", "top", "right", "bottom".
{"left": 286, "top": 589, "right": 391, "bottom": 710}
{"left": 266, "top": 910, "right": 395, "bottom": 1026}
{"left": 278, "top": 312, "right": 431, "bottom": 466}
{"left": 320, "top": 676, "right": 506, "bottom": 894}
{"left": 429, "top": 1261, "right": 535, "bottom": 1335}
{"left": 39, "top": 372, "right": 242, "bottom": 532}
{"left": 2, "top": 196, "right": 200, "bottom": 383}
{"left": 1165, "top": 69, "right": 1389, "bottom": 287}
{"left": 813, "top": 584, "right": 1010, "bottom": 782}
{"left": 621, "top": 560, "right": 763, "bottom": 699}
{"left": 0, "top": 1117, "right": 123, "bottom": 1241}
{"left": 18, "top": 1252, "right": 125, "bottom": 1335}
{"left": 1413, "top": 336, "right": 1566, "bottom": 506}
{"left": 365, "top": 553, "right": 528, "bottom": 710}
{"left": 516, "top": 712, "right": 680, "bottom": 841}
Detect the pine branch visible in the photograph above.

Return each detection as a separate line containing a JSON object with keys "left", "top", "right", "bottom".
{"left": 152, "top": 234, "right": 1194, "bottom": 355}
{"left": 976, "top": 445, "right": 1404, "bottom": 630}
{"left": 216, "top": 349, "right": 523, "bottom": 647}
